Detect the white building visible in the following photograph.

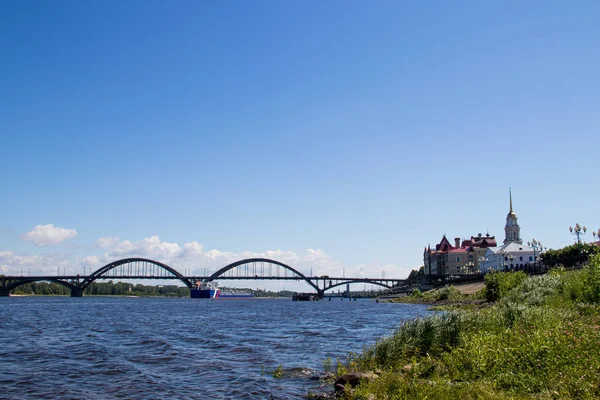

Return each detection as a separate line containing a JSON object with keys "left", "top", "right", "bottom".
{"left": 480, "top": 242, "right": 538, "bottom": 273}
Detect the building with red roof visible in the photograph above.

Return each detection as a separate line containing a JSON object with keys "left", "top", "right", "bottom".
{"left": 424, "top": 233, "right": 497, "bottom": 276}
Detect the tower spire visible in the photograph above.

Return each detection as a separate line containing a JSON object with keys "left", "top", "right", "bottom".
{"left": 504, "top": 186, "right": 522, "bottom": 244}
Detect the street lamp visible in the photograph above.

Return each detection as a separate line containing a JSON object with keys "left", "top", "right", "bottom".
{"left": 464, "top": 261, "right": 474, "bottom": 274}
{"left": 569, "top": 223, "right": 587, "bottom": 244}
{"left": 496, "top": 250, "right": 504, "bottom": 272}
{"left": 592, "top": 229, "right": 600, "bottom": 244}
{"left": 527, "top": 239, "right": 543, "bottom": 262}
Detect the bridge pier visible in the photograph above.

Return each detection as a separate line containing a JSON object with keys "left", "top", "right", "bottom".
{"left": 0, "top": 287, "right": 10, "bottom": 297}
{"left": 70, "top": 287, "right": 84, "bottom": 297}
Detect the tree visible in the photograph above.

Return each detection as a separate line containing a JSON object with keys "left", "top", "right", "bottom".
{"left": 408, "top": 266, "right": 425, "bottom": 281}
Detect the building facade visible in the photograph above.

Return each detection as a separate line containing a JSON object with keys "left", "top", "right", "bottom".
{"left": 480, "top": 242, "right": 537, "bottom": 273}
{"left": 424, "top": 233, "right": 497, "bottom": 276}
{"left": 424, "top": 188, "right": 529, "bottom": 275}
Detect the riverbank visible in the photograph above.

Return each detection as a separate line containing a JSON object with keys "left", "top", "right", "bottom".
{"left": 382, "top": 285, "right": 491, "bottom": 311}
{"left": 328, "top": 256, "right": 600, "bottom": 399}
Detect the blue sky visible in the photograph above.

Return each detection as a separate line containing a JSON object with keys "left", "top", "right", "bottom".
{"left": 1, "top": 1, "right": 599, "bottom": 286}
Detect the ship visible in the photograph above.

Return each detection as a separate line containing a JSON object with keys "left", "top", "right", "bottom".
{"left": 190, "top": 281, "right": 254, "bottom": 299}
{"left": 191, "top": 281, "right": 220, "bottom": 298}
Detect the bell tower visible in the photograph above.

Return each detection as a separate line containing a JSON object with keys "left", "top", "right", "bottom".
{"left": 504, "top": 187, "right": 522, "bottom": 244}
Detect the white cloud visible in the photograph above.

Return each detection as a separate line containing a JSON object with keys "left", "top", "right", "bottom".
{"left": 95, "top": 237, "right": 120, "bottom": 249}
{"left": 108, "top": 236, "right": 180, "bottom": 260}
{"left": 82, "top": 256, "right": 100, "bottom": 266}
{"left": 0, "top": 252, "right": 72, "bottom": 276}
{"left": 179, "top": 241, "right": 204, "bottom": 258}
{"left": 2, "top": 235, "right": 411, "bottom": 292}
{"left": 96, "top": 236, "right": 407, "bottom": 282}
{"left": 23, "top": 224, "right": 77, "bottom": 246}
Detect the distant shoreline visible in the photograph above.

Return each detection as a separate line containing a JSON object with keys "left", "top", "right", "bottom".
{"left": 3, "top": 294, "right": 293, "bottom": 299}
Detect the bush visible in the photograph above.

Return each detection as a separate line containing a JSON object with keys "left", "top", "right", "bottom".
{"left": 484, "top": 271, "right": 527, "bottom": 302}
{"left": 553, "top": 254, "right": 600, "bottom": 304}
{"left": 435, "top": 286, "right": 462, "bottom": 301}
{"left": 502, "top": 274, "right": 560, "bottom": 307}
{"left": 420, "top": 285, "right": 463, "bottom": 302}
{"left": 541, "top": 242, "right": 600, "bottom": 268}
{"left": 585, "top": 253, "right": 600, "bottom": 302}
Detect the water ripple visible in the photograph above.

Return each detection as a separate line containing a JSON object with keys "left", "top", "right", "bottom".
{"left": 0, "top": 297, "right": 429, "bottom": 399}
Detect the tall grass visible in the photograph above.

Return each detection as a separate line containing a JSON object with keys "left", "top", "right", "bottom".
{"left": 343, "top": 256, "right": 600, "bottom": 399}
{"left": 357, "top": 312, "right": 469, "bottom": 371}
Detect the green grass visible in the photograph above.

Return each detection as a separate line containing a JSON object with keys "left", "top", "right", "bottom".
{"left": 390, "top": 285, "right": 466, "bottom": 304}
{"left": 338, "top": 254, "right": 600, "bottom": 399}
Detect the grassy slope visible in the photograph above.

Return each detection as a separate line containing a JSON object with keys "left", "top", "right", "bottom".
{"left": 339, "top": 255, "right": 600, "bottom": 399}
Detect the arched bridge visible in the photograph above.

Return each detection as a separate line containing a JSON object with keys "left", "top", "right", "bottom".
{"left": 0, "top": 257, "right": 406, "bottom": 298}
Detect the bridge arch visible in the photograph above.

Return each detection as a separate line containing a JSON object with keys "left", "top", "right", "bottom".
{"left": 81, "top": 258, "right": 191, "bottom": 290}
{"left": 1, "top": 277, "right": 77, "bottom": 292}
{"left": 208, "top": 258, "right": 320, "bottom": 292}
{"left": 324, "top": 279, "right": 393, "bottom": 292}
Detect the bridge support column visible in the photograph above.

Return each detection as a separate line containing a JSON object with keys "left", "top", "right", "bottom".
{"left": 317, "top": 289, "right": 324, "bottom": 300}
{"left": 0, "top": 287, "right": 10, "bottom": 297}
{"left": 70, "top": 287, "right": 84, "bottom": 297}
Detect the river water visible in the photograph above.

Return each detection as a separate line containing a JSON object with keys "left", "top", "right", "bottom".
{"left": 0, "top": 297, "right": 429, "bottom": 399}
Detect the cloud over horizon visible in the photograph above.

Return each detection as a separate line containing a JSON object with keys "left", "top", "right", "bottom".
{"left": 2, "top": 235, "right": 413, "bottom": 290}
{"left": 95, "top": 237, "right": 121, "bottom": 249}
{"left": 23, "top": 224, "right": 77, "bottom": 246}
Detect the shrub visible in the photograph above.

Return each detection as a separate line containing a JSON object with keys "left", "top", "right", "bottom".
{"left": 420, "top": 285, "right": 463, "bottom": 302}
{"left": 434, "top": 286, "right": 462, "bottom": 301}
{"left": 484, "top": 271, "right": 527, "bottom": 302}
{"left": 553, "top": 254, "right": 600, "bottom": 304}
{"left": 502, "top": 274, "right": 560, "bottom": 307}
{"left": 585, "top": 253, "right": 600, "bottom": 302}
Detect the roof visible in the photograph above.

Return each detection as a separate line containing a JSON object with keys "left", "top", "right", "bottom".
{"left": 498, "top": 242, "right": 534, "bottom": 252}
{"left": 470, "top": 234, "right": 497, "bottom": 248}
{"left": 483, "top": 246, "right": 501, "bottom": 255}
{"left": 435, "top": 236, "right": 454, "bottom": 252}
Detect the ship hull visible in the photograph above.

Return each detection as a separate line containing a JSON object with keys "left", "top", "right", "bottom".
{"left": 218, "top": 293, "right": 254, "bottom": 299}
{"left": 191, "top": 289, "right": 220, "bottom": 299}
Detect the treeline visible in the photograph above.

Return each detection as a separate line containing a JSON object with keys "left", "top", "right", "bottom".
{"left": 541, "top": 242, "right": 600, "bottom": 268}
{"left": 12, "top": 281, "right": 72, "bottom": 296}
{"left": 8, "top": 280, "right": 295, "bottom": 298}
{"left": 253, "top": 289, "right": 296, "bottom": 298}
{"left": 10, "top": 281, "right": 190, "bottom": 297}
{"left": 86, "top": 281, "right": 190, "bottom": 297}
